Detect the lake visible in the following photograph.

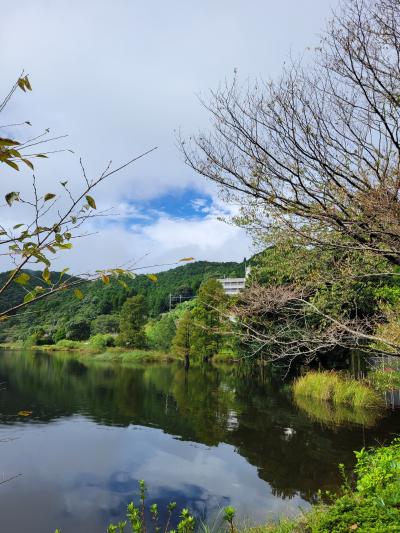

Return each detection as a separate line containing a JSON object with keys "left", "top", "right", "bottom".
{"left": 0, "top": 350, "right": 398, "bottom": 532}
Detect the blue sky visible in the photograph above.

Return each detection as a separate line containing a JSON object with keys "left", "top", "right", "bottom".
{"left": 0, "top": 0, "right": 338, "bottom": 273}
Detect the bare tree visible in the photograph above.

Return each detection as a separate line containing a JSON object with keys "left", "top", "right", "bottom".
{"left": 182, "top": 0, "right": 400, "bottom": 264}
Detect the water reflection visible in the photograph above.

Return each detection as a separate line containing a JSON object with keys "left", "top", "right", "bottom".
{"left": 0, "top": 350, "right": 399, "bottom": 532}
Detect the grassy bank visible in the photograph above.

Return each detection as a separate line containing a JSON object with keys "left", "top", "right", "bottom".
{"left": 0, "top": 340, "right": 179, "bottom": 364}
{"left": 293, "top": 371, "right": 383, "bottom": 407}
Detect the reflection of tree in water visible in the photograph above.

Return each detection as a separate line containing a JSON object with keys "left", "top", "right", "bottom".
{"left": 0, "top": 350, "right": 399, "bottom": 502}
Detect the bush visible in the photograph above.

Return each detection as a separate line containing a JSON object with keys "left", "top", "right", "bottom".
{"left": 89, "top": 334, "right": 115, "bottom": 350}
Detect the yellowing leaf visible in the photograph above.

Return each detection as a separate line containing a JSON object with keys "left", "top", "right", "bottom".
{"left": 147, "top": 274, "right": 158, "bottom": 282}
{"left": 74, "top": 288, "right": 84, "bottom": 300}
{"left": 17, "top": 78, "right": 27, "bottom": 92}
{"left": 102, "top": 274, "right": 110, "bottom": 284}
{"left": 22, "top": 158, "right": 34, "bottom": 170}
{"left": 4, "top": 160, "right": 19, "bottom": 171}
{"left": 15, "top": 273, "right": 30, "bottom": 285}
{"left": 179, "top": 257, "right": 195, "bottom": 262}
{"left": 24, "top": 75, "right": 32, "bottom": 91}
{"left": 42, "top": 267, "right": 51, "bottom": 283}
{"left": 23, "top": 292, "right": 35, "bottom": 304}
{"left": 85, "top": 195, "right": 96, "bottom": 209}
{"left": 18, "top": 410, "right": 32, "bottom": 417}
{"left": 0, "top": 138, "right": 20, "bottom": 147}
{"left": 118, "top": 279, "right": 129, "bottom": 289}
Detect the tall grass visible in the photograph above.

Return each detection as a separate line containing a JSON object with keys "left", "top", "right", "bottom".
{"left": 293, "top": 371, "right": 383, "bottom": 407}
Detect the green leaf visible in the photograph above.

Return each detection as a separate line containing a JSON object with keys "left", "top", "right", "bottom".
{"left": 23, "top": 292, "right": 35, "bottom": 304}
{"left": 59, "top": 268, "right": 69, "bottom": 280}
{"left": 13, "top": 224, "right": 24, "bottom": 229}
{"left": 85, "top": 195, "right": 96, "bottom": 209}
{"left": 44, "top": 193, "right": 56, "bottom": 202}
{"left": 74, "top": 288, "right": 84, "bottom": 300}
{"left": 15, "top": 272, "right": 30, "bottom": 286}
{"left": 36, "top": 154, "right": 48, "bottom": 158}
{"left": 5, "top": 192, "right": 20, "bottom": 206}
{"left": 56, "top": 242, "right": 73, "bottom": 250}
{"left": 42, "top": 267, "right": 51, "bottom": 283}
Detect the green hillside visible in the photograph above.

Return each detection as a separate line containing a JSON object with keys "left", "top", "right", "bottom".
{"left": 0, "top": 260, "right": 244, "bottom": 343}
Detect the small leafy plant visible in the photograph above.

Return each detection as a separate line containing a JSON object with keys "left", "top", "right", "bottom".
{"left": 105, "top": 480, "right": 194, "bottom": 533}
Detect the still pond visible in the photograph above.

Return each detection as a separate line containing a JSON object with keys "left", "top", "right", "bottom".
{"left": 0, "top": 350, "right": 399, "bottom": 532}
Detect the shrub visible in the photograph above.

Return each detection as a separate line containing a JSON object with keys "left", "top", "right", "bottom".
{"left": 89, "top": 334, "right": 115, "bottom": 350}
{"left": 55, "top": 339, "right": 82, "bottom": 349}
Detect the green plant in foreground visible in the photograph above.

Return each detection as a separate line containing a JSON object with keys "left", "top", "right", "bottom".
{"left": 224, "top": 506, "right": 236, "bottom": 533}
{"left": 54, "top": 439, "right": 400, "bottom": 532}
{"left": 106, "top": 480, "right": 194, "bottom": 533}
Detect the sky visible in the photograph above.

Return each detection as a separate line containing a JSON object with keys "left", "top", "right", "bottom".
{"left": 0, "top": 0, "right": 337, "bottom": 274}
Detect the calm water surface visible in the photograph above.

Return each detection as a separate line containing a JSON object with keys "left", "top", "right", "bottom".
{"left": 0, "top": 350, "right": 399, "bottom": 532}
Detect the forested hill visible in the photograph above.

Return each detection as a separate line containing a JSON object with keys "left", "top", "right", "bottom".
{"left": 0, "top": 260, "right": 244, "bottom": 342}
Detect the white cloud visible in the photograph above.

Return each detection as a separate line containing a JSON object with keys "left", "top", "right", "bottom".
{"left": 0, "top": 0, "right": 336, "bottom": 272}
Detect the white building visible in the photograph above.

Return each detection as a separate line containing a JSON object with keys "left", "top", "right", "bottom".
{"left": 218, "top": 267, "right": 251, "bottom": 296}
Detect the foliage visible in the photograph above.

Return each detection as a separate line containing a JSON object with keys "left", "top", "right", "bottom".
{"left": 89, "top": 333, "right": 115, "bottom": 350}
{"left": 107, "top": 480, "right": 194, "bottom": 533}
{"left": 190, "top": 279, "right": 229, "bottom": 361}
{"left": 0, "top": 261, "right": 243, "bottom": 344}
{"left": 146, "top": 314, "right": 176, "bottom": 351}
{"left": 171, "top": 310, "right": 193, "bottom": 359}
{"left": 118, "top": 295, "right": 148, "bottom": 348}
{"left": 244, "top": 440, "right": 400, "bottom": 533}
{"left": 65, "top": 317, "right": 91, "bottom": 341}
{"left": 91, "top": 314, "right": 120, "bottom": 335}
{"left": 293, "top": 372, "right": 383, "bottom": 408}
{"left": 368, "top": 370, "right": 400, "bottom": 393}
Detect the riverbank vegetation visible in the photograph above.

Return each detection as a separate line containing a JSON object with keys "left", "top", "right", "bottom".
{"left": 293, "top": 372, "right": 382, "bottom": 408}
{"left": 92, "top": 440, "right": 400, "bottom": 533}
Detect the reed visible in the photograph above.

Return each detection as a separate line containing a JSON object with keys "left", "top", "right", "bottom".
{"left": 292, "top": 371, "right": 383, "bottom": 408}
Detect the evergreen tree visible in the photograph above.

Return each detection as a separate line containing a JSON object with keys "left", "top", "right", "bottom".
{"left": 118, "top": 295, "right": 147, "bottom": 348}
{"left": 191, "top": 279, "right": 228, "bottom": 361}
{"left": 172, "top": 310, "right": 193, "bottom": 368}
